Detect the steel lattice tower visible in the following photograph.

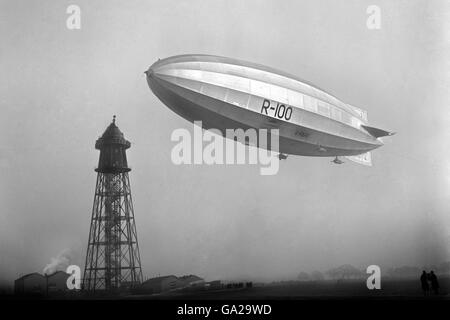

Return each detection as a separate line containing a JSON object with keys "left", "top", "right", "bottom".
{"left": 83, "top": 116, "right": 143, "bottom": 291}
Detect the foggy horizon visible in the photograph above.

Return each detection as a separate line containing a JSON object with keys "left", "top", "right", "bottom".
{"left": 1, "top": 0, "right": 450, "bottom": 286}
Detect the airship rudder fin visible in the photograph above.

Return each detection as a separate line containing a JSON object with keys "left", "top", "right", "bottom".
{"left": 361, "top": 124, "right": 395, "bottom": 138}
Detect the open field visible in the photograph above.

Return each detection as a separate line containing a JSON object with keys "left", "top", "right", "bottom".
{"left": 1, "top": 277, "right": 449, "bottom": 300}
{"left": 130, "top": 277, "right": 450, "bottom": 300}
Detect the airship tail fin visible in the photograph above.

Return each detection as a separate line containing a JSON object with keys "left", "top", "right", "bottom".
{"left": 361, "top": 125, "right": 395, "bottom": 138}
{"left": 345, "top": 152, "right": 372, "bottom": 166}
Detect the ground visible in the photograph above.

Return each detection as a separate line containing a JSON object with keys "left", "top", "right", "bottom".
{"left": 129, "top": 277, "right": 450, "bottom": 300}
{"left": 1, "top": 277, "right": 448, "bottom": 300}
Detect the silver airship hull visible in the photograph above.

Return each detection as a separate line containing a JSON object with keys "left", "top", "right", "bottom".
{"left": 146, "top": 54, "right": 384, "bottom": 157}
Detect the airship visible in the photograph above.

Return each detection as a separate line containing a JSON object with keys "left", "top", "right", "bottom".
{"left": 145, "top": 54, "right": 394, "bottom": 165}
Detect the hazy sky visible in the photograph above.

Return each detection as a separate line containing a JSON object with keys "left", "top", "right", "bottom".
{"left": 1, "top": 0, "right": 449, "bottom": 283}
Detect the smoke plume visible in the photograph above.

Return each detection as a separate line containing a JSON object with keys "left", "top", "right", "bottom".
{"left": 43, "top": 249, "right": 72, "bottom": 275}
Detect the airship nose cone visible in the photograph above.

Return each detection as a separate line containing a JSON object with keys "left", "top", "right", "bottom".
{"left": 144, "top": 68, "right": 153, "bottom": 77}
{"left": 146, "top": 58, "right": 167, "bottom": 82}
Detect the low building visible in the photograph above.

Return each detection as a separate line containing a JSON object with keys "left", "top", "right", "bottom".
{"left": 46, "top": 271, "right": 70, "bottom": 294}
{"left": 206, "top": 280, "right": 222, "bottom": 290}
{"left": 15, "top": 271, "right": 72, "bottom": 296}
{"left": 14, "top": 273, "right": 46, "bottom": 295}
{"left": 136, "top": 274, "right": 205, "bottom": 294}
{"left": 179, "top": 275, "right": 205, "bottom": 288}
{"left": 140, "top": 275, "right": 181, "bottom": 294}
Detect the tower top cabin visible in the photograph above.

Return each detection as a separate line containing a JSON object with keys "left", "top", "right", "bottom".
{"left": 95, "top": 115, "right": 131, "bottom": 173}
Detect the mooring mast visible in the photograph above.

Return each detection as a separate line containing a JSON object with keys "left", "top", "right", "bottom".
{"left": 83, "top": 116, "right": 143, "bottom": 291}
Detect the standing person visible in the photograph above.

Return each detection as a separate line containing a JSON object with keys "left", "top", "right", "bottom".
{"left": 429, "top": 271, "right": 439, "bottom": 295}
{"left": 420, "top": 271, "right": 429, "bottom": 296}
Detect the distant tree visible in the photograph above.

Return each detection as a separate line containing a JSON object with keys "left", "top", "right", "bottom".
{"left": 310, "top": 270, "right": 324, "bottom": 281}
{"left": 386, "top": 266, "right": 421, "bottom": 279}
{"left": 326, "top": 264, "right": 363, "bottom": 280}
{"left": 423, "top": 265, "right": 438, "bottom": 272}
{"left": 297, "top": 272, "right": 310, "bottom": 282}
